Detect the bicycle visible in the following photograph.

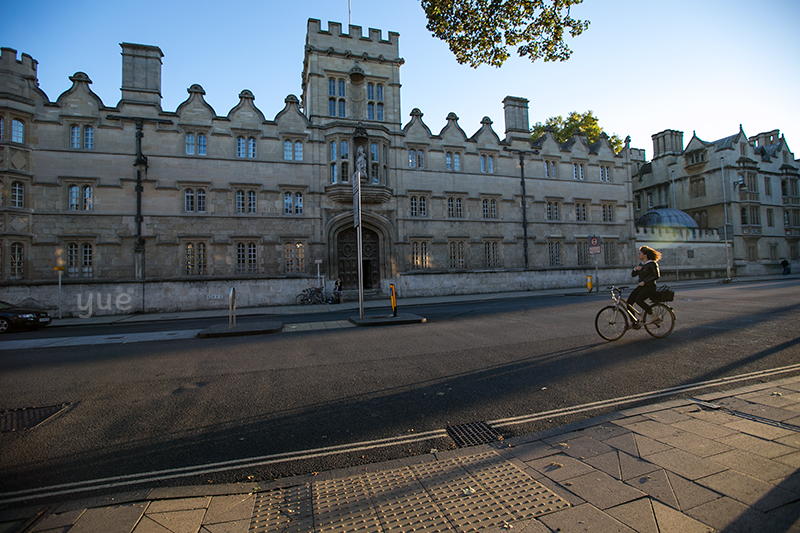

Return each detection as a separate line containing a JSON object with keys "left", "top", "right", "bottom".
{"left": 595, "top": 285, "right": 675, "bottom": 341}
{"left": 295, "top": 286, "right": 327, "bottom": 305}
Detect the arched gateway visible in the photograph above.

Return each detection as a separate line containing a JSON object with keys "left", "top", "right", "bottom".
{"left": 336, "top": 227, "right": 380, "bottom": 290}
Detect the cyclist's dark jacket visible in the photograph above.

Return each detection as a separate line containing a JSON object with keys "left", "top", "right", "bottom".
{"left": 632, "top": 261, "right": 660, "bottom": 285}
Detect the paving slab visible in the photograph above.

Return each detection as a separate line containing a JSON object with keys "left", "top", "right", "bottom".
{"left": 641, "top": 448, "right": 727, "bottom": 481}
{"left": 538, "top": 503, "right": 637, "bottom": 533}
{"left": 650, "top": 499, "right": 714, "bottom": 533}
{"left": 68, "top": 502, "right": 148, "bottom": 533}
{"left": 672, "top": 417, "right": 739, "bottom": 439}
{"left": 717, "top": 432, "right": 797, "bottom": 459}
{"left": 685, "top": 496, "right": 764, "bottom": 533}
{"left": 664, "top": 471, "right": 722, "bottom": 512}
{"left": 709, "top": 448, "right": 795, "bottom": 483}
{"left": 525, "top": 453, "right": 597, "bottom": 482}
{"left": 624, "top": 468, "right": 679, "bottom": 509}
{"left": 697, "top": 469, "right": 799, "bottom": 512}
{"left": 724, "top": 418, "right": 797, "bottom": 440}
{"left": 561, "top": 470, "right": 646, "bottom": 510}
{"left": 604, "top": 498, "right": 659, "bottom": 533}
{"left": 656, "top": 429, "right": 733, "bottom": 457}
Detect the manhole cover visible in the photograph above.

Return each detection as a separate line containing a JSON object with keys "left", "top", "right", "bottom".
{"left": 446, "top": 421, "right": 502, "bottom": 448}
{"left": 0, "top": 404, "right": 69, "bottom": 432}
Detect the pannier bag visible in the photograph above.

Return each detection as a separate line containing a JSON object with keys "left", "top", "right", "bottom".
{"left": 653, "top": 285, "right": 675, "bottom": 302}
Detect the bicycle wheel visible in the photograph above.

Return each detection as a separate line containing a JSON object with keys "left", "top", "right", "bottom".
{"left": 295, "top": 294, "right": 310, "bottom": 305}
{"left": 595, "top": 305, "right": 628, "bottom": 341}
{"left": 644, "top": 303, "right": 675, "bottom": 338}
{"left": 313, "top": 291, "right": 326, "bottom": 304}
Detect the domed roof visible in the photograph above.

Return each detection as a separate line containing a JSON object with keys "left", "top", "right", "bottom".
{"left": 635, "top": 208, "right": 698, "bottom": 228}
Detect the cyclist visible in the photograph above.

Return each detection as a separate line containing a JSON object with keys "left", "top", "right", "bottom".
{"left": 628, "top": 246, "right": 662, "bottom": 327}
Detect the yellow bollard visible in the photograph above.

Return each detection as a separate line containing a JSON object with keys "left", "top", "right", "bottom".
{"left": 586, "top": 275, "right": 593, "bottom": 292}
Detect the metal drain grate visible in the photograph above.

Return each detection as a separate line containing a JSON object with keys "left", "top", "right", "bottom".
{"left": 0, "top": 404, "right": 69, "bottom": 432}
{"left": 446, "top": 421, "right": 502, "bottom": 448}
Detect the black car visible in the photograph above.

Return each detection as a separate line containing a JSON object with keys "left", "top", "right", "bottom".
{"left": 0, "top": 300, "right": 52, "bottom": 333}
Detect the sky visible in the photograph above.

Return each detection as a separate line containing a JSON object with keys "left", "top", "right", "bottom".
{"left": 4, "top": 0, "right": 800, "bottom": 158}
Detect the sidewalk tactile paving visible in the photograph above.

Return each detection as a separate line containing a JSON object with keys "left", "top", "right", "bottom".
{"left": 250, "top": 484, "right": 313, "bottom": 533}
{"left": 248, "top": 450, "right": 569, "bottom": 532}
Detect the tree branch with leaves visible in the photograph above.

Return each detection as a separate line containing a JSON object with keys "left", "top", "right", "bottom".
{"left": 421, "top": 0, "right": 590, "bottom": 68}
{"left": 531, "top": 111, "right": 624, "bottom": 153}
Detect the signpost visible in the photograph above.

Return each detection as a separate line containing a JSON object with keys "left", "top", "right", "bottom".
{"left": 353, "top": 146, "right": 365, "bottom": 319}
{"left": 54, "top": 266, "right": 65, "bottom": 318}
{"left": 589, "top": 236, "right": 601, "bottom": 292}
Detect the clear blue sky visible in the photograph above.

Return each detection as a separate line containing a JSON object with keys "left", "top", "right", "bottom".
{"left": 5, "top": 0, "right": 799, "bottom": 158}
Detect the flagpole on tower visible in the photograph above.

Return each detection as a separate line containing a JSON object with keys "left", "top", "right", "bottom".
{"left": 348, "top": 0, "right": 352, "bottom": 25}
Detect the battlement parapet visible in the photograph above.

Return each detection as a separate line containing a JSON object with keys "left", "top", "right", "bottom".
{"left": 307, "top": 19, "right": 399, "bottom": 54}
{"left": 0, "top": 47, "right": 38, "bottom": 79}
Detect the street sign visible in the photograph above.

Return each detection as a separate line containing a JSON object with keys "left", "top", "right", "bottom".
{"left": 315, "top": 259, "right": 322, "bottom": 264}
{"left": 589, "top": 236, "right": 600, "bottom": 254}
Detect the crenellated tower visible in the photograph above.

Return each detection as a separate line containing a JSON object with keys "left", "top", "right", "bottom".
{"left": 301, "top": 19, "right": 403, "bottom": 127}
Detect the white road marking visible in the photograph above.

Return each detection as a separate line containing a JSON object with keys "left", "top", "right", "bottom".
{"left": 2, "top": 363, "right": 799, "bottom": 505}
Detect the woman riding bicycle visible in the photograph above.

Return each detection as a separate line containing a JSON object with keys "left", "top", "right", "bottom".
{"left": 628, "top": 246, "right": 662, "bottom": 326}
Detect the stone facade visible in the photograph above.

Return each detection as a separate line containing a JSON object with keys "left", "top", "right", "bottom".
{"left": 1, "top": 20, "right": 643, "bottom": 315}
{"left": 632, "top": 127, "right": 800, "bottom": 275}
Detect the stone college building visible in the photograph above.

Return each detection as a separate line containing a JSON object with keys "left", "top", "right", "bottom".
{"left": 1, "top": 19, "right": 642, "bottom": 315}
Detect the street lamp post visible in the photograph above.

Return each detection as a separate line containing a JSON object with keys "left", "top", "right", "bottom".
{"left": 107, "top": 115, "right": 172, "bottom": 280}
{"left": 720, "top": 157, "right": 746, "bottom": 282}
{"left": 504, "top": 148, "right": 539, "bottom": 269}
{"left": 133, "top": 119, "right": 148, "bottom": 280}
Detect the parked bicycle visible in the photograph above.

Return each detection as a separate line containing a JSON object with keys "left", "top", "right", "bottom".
{"left": 295, "top": 286, "right": 327, "bottom": 305}
{"left": 595, "top": 285, "right": 675, "bottom": 341}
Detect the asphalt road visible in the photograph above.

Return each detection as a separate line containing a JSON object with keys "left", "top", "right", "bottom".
{"left": 1, "top": 279, "right": 799, "bottom": 503}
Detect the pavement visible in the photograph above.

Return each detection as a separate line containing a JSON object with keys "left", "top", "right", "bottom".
{"left": 1, "top": 274, "right": 799, "bottom": 532}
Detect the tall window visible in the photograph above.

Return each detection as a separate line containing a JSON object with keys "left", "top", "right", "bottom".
{"left": 284, "top": 192, "right": 303, "bottom": 215}
{"left": 410, "top": 196, "right": 427, "bottom": 217}
{"left": 370, "top": 142, "right": 381, "bottom": 183}
{"left": 446, "top": 152, "right": 452, "bottom": 170}
{"left": 765, "top": 176, "right": 772, "bottom": 196}
{"left": 600, "top": 165, "right": 611, "bottom": 182}
{"left": 236, "top": 137, "right": 246, "bottom": 158}
{"left": 284, "top": 140, "right": 303, "bottom": 161}
{"left": 767, "top": 208, "right": 774, "bottom": 227}
{"left": 544, "top": 160, "right": 557, "bottom": 178}
{"left": 184, "top": 188, "right": 206, "bottom": 213}
{"left": 577, "top": 241, "right": 589, "bottom": 266}
{"left": 11, "top": 119, "right": 24, "bottom": 143}
{"left": 248, "top": 190, "right": 257, "bottom": 213}
{"left": 604, "top": 242, "right": 616, "bottom": 265}
{"left": 448, "top": 197, "right": 463, "bottom": 218}
{"left": 449, "top": 241, "right": 465, "bottom": 268}
{"left": 68, "top": 185, "right": 93, "bottom": 210}
{"left": 412, "top": 241, "right": 430, "bottom": 269}
{"left": 546, "top": 201, "right": 560, "bottom": 221}
{"left": 408, "top": 149, "right": 424, "bottom": 169}
{"left": 367, "top": 82, "right": 384, "bottom": 121}
{"left": 185, "top": 133, "right": 206, "bottom": 155}
{"left": 236, "top": 242, "right": 258, "bottom": 274}
{"left": 10, "top": 242, "right": 24, "bottom": 279}
{"left": 454, "top": 153, "right": 461, "bottom": 171}
{"left": 482, "top": 198, "right": 497, "bottom": 219}
{"left": 11, "top": 181, "right": 24, "bottom": 208}
{"left": 572, "top": 163, "right": 585, "bottom": 180}
{"left": 185, "top": 242, "right": 207, "bottom": 275}
{"left": 236, "top": 191, "right": 246, "bottom": 213}
{"left": 602, "top": 204, "right": 614, "bottom": 222}
{"left": 480, "top": 155, "right": 494, "bottom": 173}
{"left": 67, "top": 243, "right": 93, "bottom": 278}
{"left": 575, "top": 202, "right": 587, "bottom": 221}
{"left": 247, "top": 137, "right": 256, "bottom": 158}
{"left": 548, "top": 241, "right": 561, "bottom": 266}
{"left": 285, "top": 242, "right": 305, "bottom": 273}
{"left": 485, "top": 241, "right": 499, "bottom": 268}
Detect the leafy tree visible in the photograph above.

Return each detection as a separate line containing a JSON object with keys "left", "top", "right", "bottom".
{"left": 530, "top": 110, "right": 624, "bottom": 153}
{"left": 421, "top": 0, "right": 590, "bottom": 68}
